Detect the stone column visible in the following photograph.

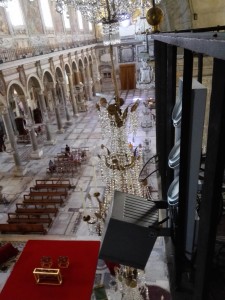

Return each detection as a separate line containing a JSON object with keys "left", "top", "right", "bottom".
{"left": 80, "top": 68, "right": 89, "bottom": 101}
{"left": 75, "top": 84, "right": 87, "bottom": 112}
{"left": 67, "top": 73, "right": 79, "bottom": 117}
{"left": 51, "top": 87, "right": 64, "bottom": 133}
{"left": 38, "top": 92, "right": 55, "bottom": 145}
{"left": 59, "top": 82, "right": 72, "bottom": 124}
{"left": 85, "top": 64, "right": 93, "bottom": 100}
{"left": 22, "top": 98, "right": 43, "bottom": 159}
{"left": 89, "top": 63, "right": 96, "bottom": 96}
{"left": 2, "top": 109, "right": 27, "bottom": 176}
{"left": 92, "top": 60, "right": 101, "bottom": 94}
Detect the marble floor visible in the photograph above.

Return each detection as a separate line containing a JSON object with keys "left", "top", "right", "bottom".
{"left": 0, "top": 88, "right": 170, "bottom": 299}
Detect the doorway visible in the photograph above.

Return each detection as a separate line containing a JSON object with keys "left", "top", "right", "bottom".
{"left": 119, "top": 64, "right": 136, "bottom": 90}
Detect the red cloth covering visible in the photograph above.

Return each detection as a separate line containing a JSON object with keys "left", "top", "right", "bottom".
{"left": 0, "top": 240, "right": 100, "bottom": 300}
{"left": 104, "top": 260, "right": 120, "bottom": 276}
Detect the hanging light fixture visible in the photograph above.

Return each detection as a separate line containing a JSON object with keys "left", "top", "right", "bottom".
{"left": 146, "top": 0, "right": 164, "bottom": 33}
{"left": 102, "top": 20, "right": 120, "bottom": 46}
{"left": 134, "top": 0, "right": 152, "bottom": 41}
{"left": 53, "top": 0, "right": 160, "bottom": 45}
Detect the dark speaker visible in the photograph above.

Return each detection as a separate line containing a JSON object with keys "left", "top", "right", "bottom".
{"left": 99, "top": 190, "right": 159, "bottom": 270}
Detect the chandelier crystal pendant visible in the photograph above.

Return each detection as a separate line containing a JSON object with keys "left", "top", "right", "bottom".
{"left": 102, "top": 20, "right": 120, "bottom": 46}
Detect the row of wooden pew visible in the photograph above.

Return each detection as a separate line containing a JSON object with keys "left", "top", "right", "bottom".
{"left": 0, "top": 179, "right": 72, "bottom": 235}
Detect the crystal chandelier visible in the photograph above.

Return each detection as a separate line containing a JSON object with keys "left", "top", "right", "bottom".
{"left": 0, "top": 0, "right": 12, "bottom": 8}
{"left": 54, "top": 0, "right": 137, "bottom": 22}
{"left": 134, "top": 0, "right": 152, "bottom": 41}
{"left": 102, "top": 20, "right": 120, "bottom": 46}
{"left": 97, "top": 97, "right": 143, "bottom": 193}
{"left": 54, "top": 0, "right": 161, "bottom": 45}
{"left": 114, "top": 266, "right": 149, "bottom": 300}
{"left": 84, "top": 96, "right": 148, "bottom": 298}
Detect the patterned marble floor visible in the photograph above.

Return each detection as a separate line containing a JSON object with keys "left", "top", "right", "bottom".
{"left": 0, "top": 89, "right": 170, "bottom": 299}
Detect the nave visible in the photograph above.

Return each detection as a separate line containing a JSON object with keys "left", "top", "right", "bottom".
{"left": 0, "top": 89, "right": 170, "bottom": 299}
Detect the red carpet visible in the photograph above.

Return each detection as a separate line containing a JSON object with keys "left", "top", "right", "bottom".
{"left": 0, "top": 240, "right": 100, "bottom": 300}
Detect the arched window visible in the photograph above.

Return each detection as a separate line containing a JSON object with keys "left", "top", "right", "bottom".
{"left": 6, "top": 0, "right": 24, "bottom": 26}
{"left": 39, "top": 0, "right": 53, "bottom": 28}
{"left": 77, "top": 10, "right": 83, "bottom": 30}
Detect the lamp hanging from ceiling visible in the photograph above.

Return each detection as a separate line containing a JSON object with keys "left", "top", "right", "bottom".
{"left": 54, "top": 0, "right": 163, "bottom": 46}
{"left": 146, "top": 0, "right": 164, "bottom": 33}
{"left": 102, "top": 20, "right": 120, "bottom": 46}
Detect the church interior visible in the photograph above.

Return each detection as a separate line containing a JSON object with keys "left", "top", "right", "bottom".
{"left": 0, "top": 1, "right": 225, "bottom": 299}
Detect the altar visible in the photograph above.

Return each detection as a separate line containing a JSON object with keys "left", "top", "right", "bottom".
{"left": 0, "top": 240, "right": 100, "bottom": 300}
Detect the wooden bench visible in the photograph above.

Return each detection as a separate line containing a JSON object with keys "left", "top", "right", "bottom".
{"left": 16, "top": 203, "right": 58, "bottom": 217}
{"left": 0, "top": 223, "right": 47, "bottom": 234}
{"left": 30, "top": 186, "right": 69, "bottom": 196}
{"left": 29, "top": 188, "right": 68, "bottom": 199}
{"left": 47, "top": 165, "right": 79, "bottom": 175}
{"left": 35, "top": 179, "right": 72, "bottom": 190}
{"left": 7, "top": 213, "right": 52, "bottom": 227}
{"left": 23, "top": 195, "right": 64, "bottom": 206}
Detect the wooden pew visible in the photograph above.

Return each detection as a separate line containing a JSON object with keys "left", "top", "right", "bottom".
{"left": 35, "top": 179, "right": 72, "bottom": 190}
{"left": 7, "top": 213, "right": 52, "bottom": 228}
{"left": 46, "top": 165, "right": 79, "bottom": 175}
{"left": 29, "top": 187, "right": 68, "bottom": 199}
{"left": 54, "top": 158, "right": 81, "bottom": 168}
{"left": 23, "top": 194, "right": 64, "bottom": 206}
{"left": 16, "top": 203, "right": 58, "bottom": 217}
{"left": 0, "top": 223, "right": 47, "bottom": 234}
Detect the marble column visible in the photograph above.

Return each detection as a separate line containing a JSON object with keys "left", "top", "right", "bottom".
{"left": 22, "top": 98, "right": 43, "bottom": 159}
{"left": 39, "top": 92, "right": 55, "bottom": 145}
{"left": 75, "top": 84, "right": 87, "bottom": 112}
{"left": 67, "top": 74, "right": 79, "bottom": 117}
{"left": 85, "top": 64, "right": 93, "bottom": 100}
{"left": 59, "top": 82, "right": 72, "bottom": 124}
{"left": 2, "top": 109, "right": 27, "bottom": 176}
{"left": 89, "top": 64, "right": 96, "bottom": 96}
{"left": 80, "top": 68, "right": 89, "bottom": 101}
{"left": 51, "top": 87, "right": 64, "bottom": 133}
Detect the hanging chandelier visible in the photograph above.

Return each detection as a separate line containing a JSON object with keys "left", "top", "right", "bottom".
{"left": 54, "top": 0, "right": 136, "bottom": 22}
{"left": 53, "top": 0, "right": 163, "bottom": 26}
{"left": 102, "top": 21, "right": 120, "bottom": 46}
{"left": 54, "top": 0, "right": 163, "bottom": 46}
